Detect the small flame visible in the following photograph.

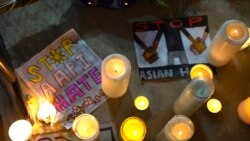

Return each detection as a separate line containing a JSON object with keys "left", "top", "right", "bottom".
{"left": 37, "top": 100, "right": 56, "bottom": 125}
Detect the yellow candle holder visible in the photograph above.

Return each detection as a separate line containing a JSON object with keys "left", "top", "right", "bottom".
{"left": 134, "top": 96, "right": 149, "bottom": 111}
{"left": 207, "top": 98, "right": 222, "bottom": 113}
{"left": 120, "top": 116, "right": 146, "bottom": 141}
{"left": 190, "top": 64, "right": 213, "bottom": 80}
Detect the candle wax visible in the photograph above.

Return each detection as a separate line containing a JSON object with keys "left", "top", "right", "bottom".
{"left": 72, "top": 114, "right": 99, "bottom": 140}
{"left": 226, "top": 23, "right": 246, "bottom": 40}
{"left": 106, "top": 59, "right": 125, "bottom": 77}
{"left": 171, "top": 123, "right": 191, "bottom": 140}
{"left": 120, "top": 117, "right": 146, "bottom": 141}
{"left": 156, "top": 115, "right": 194, "bottom": 141}
{"left": 190, "top": 64, "right": 213, "bottom": 80}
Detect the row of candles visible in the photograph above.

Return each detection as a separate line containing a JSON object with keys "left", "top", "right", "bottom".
{"left": 8, "top": 19, "right": 250, "bottom": 141}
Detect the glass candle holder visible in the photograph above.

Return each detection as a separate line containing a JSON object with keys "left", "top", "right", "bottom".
{"left": 120, "top": 116, "right": 146, "bottom": 141}
{"left": 174, "top": 77, "right": 215, "bottom": 116}
{"left": 156, "top": 115, "right": 194, "bottom": 141}
{"left": 72, "top": 114, "right": 100, "bottom": 141}
{"left": 207, "top": 98, "right": 222, "bottom": 113}
{"left": 101, "top": 54, "right": 131, "bottom": 98}
{"left": 207, "top": 20, "right": 249, "bottom": 67}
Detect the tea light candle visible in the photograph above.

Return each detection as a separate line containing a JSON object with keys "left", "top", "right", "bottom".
{"left": 174, "top": 77, "right": 215, "bottom": 116}
{"left": 101, "top": 54, "right": 131, "bottom": 98}
{"left": 156, "top": 115, "right": 194, "bottom": 141}
{"left": 207, "top": 98, "right": 222, "bottom": 113}
{"left": 237, "top": 97, "right": 250, "bottom": 124}
{"left": 120, "top": 116, "right": 146, "bottom": 141}
{"left": 207, "top": 20, "right": 249, "bottom": 67}
{"left": 72, "top": 114, "right": 100, "bottom": 140}
{"left": 134, "top": 96, "right": 149, "bottom": 110}
{"left": 8, "top": 120, "right": 32, "bottom": 141}
{"left": 190, "top": 64, "right": 213, "bottom": 80}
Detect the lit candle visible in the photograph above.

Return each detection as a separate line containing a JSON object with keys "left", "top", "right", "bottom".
{"left": 207, "top": 98, "right": 222, "bottom": 113}
{"left": 101, "top": 54, "right": 131, "bottom": 98}
{"left": 207, "top": 20, "right": 249, "bottom": 67}
{"left": 237, "top": 97, "right": 250, "bottom": 124}
{"left": 190, "top": 64, "right": 213, "bottom": 80}
{"left": 37, "top": 100, "right": 57, "bottom": 124}
{"left": 8, "top": 120, "right": 32, "bottom": 141}
{"left": 72, "top": 114, "right": 100, "bottom": 140}
{"left": 134, "top": 96, "right": 149, "bottom": 111}
{"left": 120, "top": 116, "right": 146, "bottom": 141}
{"left": 156, "top": 115, "right": 194, "bottom": 141}
{"left": 174, "top": 77, "right": 215, "bottom": 116}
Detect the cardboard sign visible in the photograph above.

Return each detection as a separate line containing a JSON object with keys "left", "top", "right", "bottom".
{"left": 16, "top": 29, "right": 107, "bottom": 121}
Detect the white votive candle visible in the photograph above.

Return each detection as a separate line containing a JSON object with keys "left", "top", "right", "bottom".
{"left": 72, "top": 114, "right": 100, "bottom": 140}
{"left": 237, "top": 97, "right": 250, "bottom": 125}
{"left": 101, "top": 54, "right": 131, "bottom": 98}
{"left": 8, "top": 119, "right": 32, "bottom": 141}
{"left": 156, "top": 115, "right": 194, "bottom": 141}
{"left": 174, "top": 77, "right": 215, "bottom": 116}
{"left": 207, "top": 20, "right": 249, "bottom": 67}
{"left": 134, "top": 96, "right": 149, "bottom": 111}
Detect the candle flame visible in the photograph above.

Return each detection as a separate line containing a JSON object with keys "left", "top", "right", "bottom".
{"left": 114, "top": 65, "right": 119, "bottom": 73}
{"left": 178, "top": 130, "right": 183, "bottom": 136}
{"left": 233, "top": 29, "right": 238, "bottom": 36}
{"left": 37, "top": 100, "right": 57, "bottom": 125}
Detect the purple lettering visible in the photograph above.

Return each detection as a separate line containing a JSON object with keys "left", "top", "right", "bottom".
{"left": 54, "top": 95, "right": 70, "bottom": 112}
{"left": 65, "top": 84, "right": 84, "bottom": 103}
{"left": 77, "top": 74, "right": 92, "bottom": 91}
{"left": 88, "top": 67, "right": 101, "bottom": 84}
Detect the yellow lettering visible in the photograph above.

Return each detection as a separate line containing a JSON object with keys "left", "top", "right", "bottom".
{"left": 39, "top": 56, "right": 53, "bottom": 71}
{"left": 28, "top": 65, "right": 43, "bottom": 83}
{"left": 62, "top": 39, "right": 74, "bottom": 56}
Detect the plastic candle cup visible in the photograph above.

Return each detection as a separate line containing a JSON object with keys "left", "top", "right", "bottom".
{"left": 8, "top": 119, "right": 32, "bottom": 141}
{"left": 237, "top": 97, "right": 250, "bottom": 125}
{"left": 207, "top": 98, "right": 222, "bottom": 113}
{"left": 101, "top": 54, "right": 131, "bottom": 98}
{"left": 72, "top": 114, "right": 100, "bottom": 140}
{"left": 156, "top": 115, "right": 194, "bottom": 141}
{"left": 134, "top": 96, "right": 149, "bottom": 111}
{"left": 120, "top": 117, "right": 146, "bottom": 141}
{"left": 207, "top": 20, "right": 249, "bottom": 67}
{"left": 190, "top": 64, "right": 213, "bottom": 80}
